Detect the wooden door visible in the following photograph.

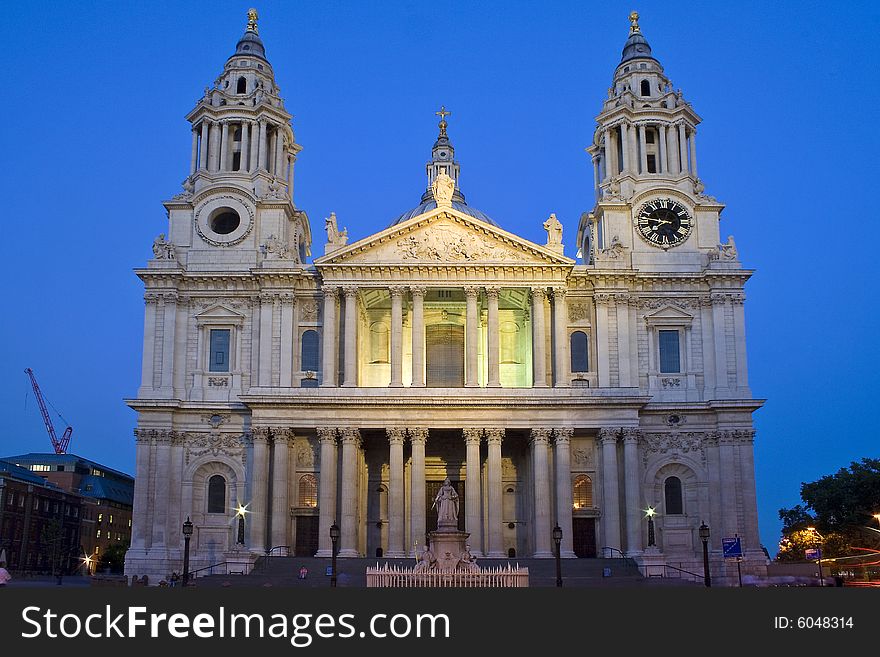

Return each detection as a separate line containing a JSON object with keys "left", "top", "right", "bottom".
{"left": 294, "top": 516, "right": 319, "bottom": 557}
{"left": 572, "top": 518, "right": 596, "bottom": 558}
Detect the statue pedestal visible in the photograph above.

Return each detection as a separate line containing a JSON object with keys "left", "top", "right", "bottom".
{"left": 428, "top": 529, "right": 470, "bottom": 570}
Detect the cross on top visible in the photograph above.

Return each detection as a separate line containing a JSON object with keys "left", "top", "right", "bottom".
{"left": 435, "top": 106, "right": 451, "bottom": 122}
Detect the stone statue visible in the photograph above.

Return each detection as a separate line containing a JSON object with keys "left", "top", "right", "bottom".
{"left": 719, "top": 235, "right": 738, "bottom": 260}
{"left": 432, "top": 172, "right": 455, "bottom": 207}
{"left": 261, "top": 234, "right": 291, "bottom": 259}
{"left": 457, "top": 545, "right": 479, "bottom": 573}
{"left": 543, "top": 213, "right": 563, "bottom": 252}
{"left": 152, "top": 234, "right": 175, "bottom": 260}
{"left": 432, "top": 478, "right": 459, "bottom": 528}
{"left": 413, "top": 545, "right": 436, "bottom": 573}
{"left": 325, "top": 212, "right": 348, "bottom": 247}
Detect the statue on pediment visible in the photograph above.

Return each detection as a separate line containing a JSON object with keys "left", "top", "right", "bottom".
{"left": 325, "top": 212, "right": 348, "bottom": 249}
{"left": 543, "top": 213, "right": 564, "bottom": 253}
{"left": 432, "top": 172, "right": 455, "bottom": 207}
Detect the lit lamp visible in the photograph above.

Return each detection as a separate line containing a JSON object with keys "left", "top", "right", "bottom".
{"left": 235, "top": 503, "right": 248, "bottom": 546}
{"left": 645, "top": 507, "right": 657, "bottom": 547}
{"left": 182, "top": 517, "right": 194, "bottom": 587}
{"left": 699, "top": 521, "right": 711, "bottom": 588}
{"left": 329, "top": 522, "right": 340, "bottom": 588}
{"left": 552, "top": 524, "right": 563, "bottom": 587}
{"left": 873, "top": 513, "right": 880, "bottom": 531}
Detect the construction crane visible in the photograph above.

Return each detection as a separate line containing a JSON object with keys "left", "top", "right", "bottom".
{"left": 24, "top": 368, "right": 72, "bottom": 454}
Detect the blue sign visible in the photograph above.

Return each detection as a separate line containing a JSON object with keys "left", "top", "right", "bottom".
{"left": 325, "top": 566, "right": 333, "bottom": 576}
{"left": 805, "top": 548, "right": 821, "bottom": 561}
{"left": 722, "top": 536, "right": 743, "bottom": 559}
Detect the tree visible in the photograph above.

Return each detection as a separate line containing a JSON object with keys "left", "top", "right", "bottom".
{"left": 99, "top": 543, "right": 129, "bottom": 574}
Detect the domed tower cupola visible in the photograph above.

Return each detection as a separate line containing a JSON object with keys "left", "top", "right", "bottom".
{"left": 232, "top": 9, "right": 267, "bottom": 60}
{"left": 620, "top": 11, "right": 657, "bottom": 64}
{"left": 421, "top": 106, "right": 466, "bottom": 205}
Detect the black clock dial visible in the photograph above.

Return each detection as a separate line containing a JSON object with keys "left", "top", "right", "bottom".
{"left": 636, "top": 198, "right": 692, "bottom": 247}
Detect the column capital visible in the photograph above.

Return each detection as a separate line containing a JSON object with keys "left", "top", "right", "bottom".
{"left": 387, "top": 427, "right": 406, "bottom": 445}
{"left": 621, "top": 427, "right": 642, "bottom": 443}
{"left": 316, "top": 427, "right": 337, "bottom": 444}
{"left": 339, "top": 427, "right": 362, "bottom": 446}
{"left": 597, "top": 427, "right": 620, "bottom": 445}
{"left": 273, "top": 427, "right": 295, "bottom": 445}
{"left": 409, "top": 285, "right": 426, "bottom": 298}
{"left": 322, "top": 286, "right": 339, "bottom": 299}
{"left": 408, "top": 427, "right": 428, "bottom": 445}
{"left": 529, "top": 427, "right": 552, "bottom": 445}
{"left": 530, "top": 286, "right": 547, "bottom": 299}
{"left": 252, "top": 426, "right": 271, "bottom": 443}
{"left": 341, "top": 285, "right": 358, "bottom": 298}
{"left": 485, "top": 428, "right": 505, "bottom": 445}
{"left": 554, "top": 427, "right": 574, "bottom": 445}
{"left": 550, "top": 286, "right": 568, "bottom": 299}
{"left": 485, "top": 286, "right": 500, "bottom": 300}
{"left": 389, "top": 285, "right": 405, "bottom": 298}
{"left": 463, "top": 428, "right": 483, "bottom": 445}
{"left": 464, "top": 285, "right": 479, "bottom": 299}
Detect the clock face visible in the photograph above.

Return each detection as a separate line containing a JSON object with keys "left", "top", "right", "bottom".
{"left": 636, "top": 198, "right": 692, "bottom": 248}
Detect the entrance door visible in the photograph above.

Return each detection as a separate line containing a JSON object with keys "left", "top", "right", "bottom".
{"left": 425, "top": 480, "right": 466, "bottom": 536}
{"left": 294, "top": 516, "right": 319, "bottom": 557}
{"left": 426, "top": 325, "right": 464, "bottom": 387}
{"left": 572, "top": 518, "right": 596, "bottom": 558}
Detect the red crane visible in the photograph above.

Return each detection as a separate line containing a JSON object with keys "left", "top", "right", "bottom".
{"left": 24, "top": 368, "right": 73, "bottom": 454}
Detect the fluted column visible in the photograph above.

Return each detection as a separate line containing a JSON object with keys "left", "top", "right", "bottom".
{"left": 602, "top": 129, "right": 613, "bottom": 180}
{"left": 554, "top": 428, "right": 575, "bottom": 558}
{"left": 208, "top": 121, "right": 220, "bottom": 171}
{"left": 638, "top": 124, "right": 648, "bottom": 174}
{"left": 530, "top": 428, "right": 553, "bottom": 558}
{"left": 486, "top": 286, "right": 501, "bottom": 387}
{"left": 274, "top": 129, "right": 285, "bottom": 176}
{"left": 271, "top": 430, "right": 291, "bottom": 549}
{"left": 689, "top": 129, "right": 698, "bottom": 178}
{"left": 159, "top": 293, "right": 177, "bottom": 395}
{"left": 711, "top": 293, "right": 730, "bottom": 394}
{"left": 338, "top": 427, "right": 361, "bottom": 557}
{"left": 248, "top": 121, "right": 259, "bottom": 173}
{"left": 620, "top": 123, "right": 630, "bottom": 173}
{"left": 258, "top": 120, "right": 268, "bottom": 170}
{"left": 320, "top": 287, "right": 338, "bottom": 387}
{"left": 658, "top": 125, "right": 667, "bottom": 174}
{"left": 258, "top": 293, "right": 274, "bottom": 387}
{"left": 464, "top": 286, "right": 479, "bottom": 387}
{"left": 249, "top": 428, "right": 271, "bottom": 553}
{"left": 678, "top": 123, "right": 689, "bottom": 174}
{"left": 552, "top": 287, "right": 570, "bottom": 387}
{"left": 315, "top": 427, "right": 338, "bottom": 557}
{"left": 219, "top": 121, "right": 230, "bottom": 171}
{"left": 463, "top": 428, "right": 483, "bottom": 556}
{"left": 190, "top": 128, "right": 199, "bottom": 175}
{"left": 410, "top": 286, "right": 425, "bottom": 387}
{"left": 387, "top": 428, "right": 406, "bottom": 557}
{"left": 667, "top": 122, "right": 679, "bottom": 174}
{"left": 389, "top": 286, "right": 404, "bottom": 387}
{"left": 409, "top": 428, "right": 428, "bottom": 553}
{"left": 199, "top": 121, "right": 209, "bottom": 171}
{"left": 595, "top": 294, "right": 611, "bottom": 387}
{"left": 486, "top": 428, "right": 505, "bottom": 557}
{"left": 342, "top": 286, "right": 358, "bottom": 387}
{"left": 622, "top": 428, "right": 642, "bottom": 556}
{"left": 598, "top": 428, "right": 621, "bottom": 553}
{"left": 138, "top": 295, "right": 158, "bottom": 396}
{"left": 531, "top": 288, "right": 548, "bottom": 387}
{"left": 239, "top": 121, "right": 250, "bottom": 172}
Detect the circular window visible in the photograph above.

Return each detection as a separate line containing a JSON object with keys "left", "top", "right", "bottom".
{"left": 210, "top": 209, "right": 241, "bottom": 235}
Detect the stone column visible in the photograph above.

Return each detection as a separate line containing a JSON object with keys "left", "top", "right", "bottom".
{"left": 689, "top": 129, "right": 698, "bottom": 178}
{"left": 732, "top": 294, "right": 749, "bottom": 391}
{"left": 620, "top": 123, "right": 630, "bottom": 173}
{"left": 409, "top": 428, "right": 428, "bottom": 553}
{"left": 138, "top": 295, "right": 158, "bottom": 396}
{"left": 711, "top": 294, "right": 729, "bottom": 394}
{"left": 552, "top": 287, "right": 570, "bottom": 387}
{"left": 250, "top": 428, "right": 271, "bottom": 553}
{"left": 598, "top": 428, "right": 621, "bottom": 553}
{"left": 320, "top": 287, "right": 338, "bottom": 387}
{"left": 131, "top": 432, "right": 152, "bottom": 549}
{"left": 486, "top": 428, "right": 505, "bottom": 557}
{"left": 165, "top": 433, "right": 184, "bottom": 551}
{"left": 486, "top": 287, "right": 501, "bottom": 387}
{"left": 658, "top": 124, "right": 667, "bottom": 174}
{"left": 389, "top": 286, "right": 404, "bottom": 387}
{"left": 616, "top": 294, "right": 632, "bottom": 387}
{"left": 150, "top": 434, "right": 171, "bottom": 549}
{"left": 199, "top": 121, "right": 209, "bottom": 171}
{"left": 208, "top": 121, "right": 220, "bottom": 171}
{"left": 464, "top": 286, "right": 480, "bottom": 387}
{"left": 279, "top": 293, "right": 295, "bottom": 387}
{"left": 342, "top": 286, "right": 358, "bottom": 387}
{"left": 595, "top": 294, "right": 611, "bottom": 387}
{"left": 258, "top": 293, "right": 273, "bottom": 387}
{"left": 239, "top": 121, "right": 250, "bottom": 172}
{"left": 258, "top": 120, "right": 268, "bottom": 170}
{"left": 338, "top": 427, "right": 361, "bottom": 557}
{"left": 463, "top": 428, "right": 483, "bottom": 556}
{"left": 190, "top": 128, "right": 199, "bottom": 175}
{"left": 678, "top": 123, "right": 689, "bottom": 175}
{"left": 271, "top": 430, "right": 291, "bottom": 549}
{"left": 248, "top": 121, "right": 259, "bottom": 173}
{"left": 219, "top": 121, "right": 230, "bottom": 171}
{"left": 315, "top": 427, "right": 338, "bottom": 557}
{"left": 554, "top": 428, "right": 576, "bottom": 558}
{"left": 531, "top": 288, "right": 548, "bottom": 387}
{"left": 410, "top": 286, "right": 426, "bottom": 387}
{"left": 638, "top": 124, "right": 648, "bottom": 174}
{"left": 387, "top": 428, "right": 406, "bottom": 557}
{"left": 718, "top": 431, "right": 737, "bottom": 540}
{"left": 603, "top": 129, "right": 613, "bottom": 180}
{"left": 159, "top": 293, "right": 177, "bottom": 396}
{"left": 274, "top": 129, "right": 285, "bottom": 176}
{"left": 530, "top": 428, "right": 553, "bottom": 558}
{"left": 622, "top": 428, "right": 642, "bottom": 556}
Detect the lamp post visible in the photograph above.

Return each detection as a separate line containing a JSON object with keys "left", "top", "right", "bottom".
{"left": 552, "top": 524, "right": 563, "bottom": 587}
{"left": 182, "top": 517, "right": 193, "bottom": 587}
{"left": 645, "top": 507, "right": 656, "bottom": 547}
{"left": 329, "top": 522, "right": 340, "bottom": 588}
{"left": 699, "top": 522, "right": 711, "bottom": 588}
{"left": 807, "top": 527, "right": 824, "bottom": 587}
{"left": 235, "top": 504, "right": 247, "bottom": 546}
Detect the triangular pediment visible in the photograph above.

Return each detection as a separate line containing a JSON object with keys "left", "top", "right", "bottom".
{"left": 644, "top": 305, "right": 694, "bottom": 324}
{"left": 194, "top": 304, "right": 246, "bottom": 323}
{"left": 314, "top": 208, "right": 574, "bottom": 267}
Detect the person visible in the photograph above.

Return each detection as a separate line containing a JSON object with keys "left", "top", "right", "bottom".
{"left": 298, "top": 565, "right": 308, "bottom": 580}
{"left": 0, "top": 562, "right": 11, "bottom": 587}
{"left": 170, "top": 571, "right": 180, "bottom": 587}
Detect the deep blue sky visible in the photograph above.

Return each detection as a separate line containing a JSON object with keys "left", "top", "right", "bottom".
{"left": 1, "top": 1, "right": 877, "bottom": 555}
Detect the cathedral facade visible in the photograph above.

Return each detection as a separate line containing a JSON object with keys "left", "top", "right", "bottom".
{"left": 125, "top": 10, "right": 765, "bottom": 585}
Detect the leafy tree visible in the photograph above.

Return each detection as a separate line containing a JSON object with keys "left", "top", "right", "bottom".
{"left": 99, "top": 543, "right": 129, "bottom": 574}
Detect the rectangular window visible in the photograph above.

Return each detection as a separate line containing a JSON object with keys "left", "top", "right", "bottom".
{"left": 96, "top": 529, "right": 101, "bottom": 539}
{"left": 209, "top": 329, "right": 231, "bottom": 372}
{"left": 647, "top": 154, "right": 657, "bottom": 173}
{"left": 658, "top": 330, "right": 681, "bottom": 373}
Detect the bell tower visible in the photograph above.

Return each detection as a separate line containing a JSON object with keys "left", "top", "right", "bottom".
{"left": 160, "top": 8, "right": 311, "bottom": 269}
{"left": 578, "top": 12, "right": 729, "bottom": 272}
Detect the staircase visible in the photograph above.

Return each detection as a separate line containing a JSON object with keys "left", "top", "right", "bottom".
{"left": 193, "top": 555, "right": 699, "bottom": 588}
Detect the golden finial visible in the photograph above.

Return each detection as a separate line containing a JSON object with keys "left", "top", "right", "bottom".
{"left": 435, "top": 105, "right": 451, "bottom": 136}
{"left": 629, "top": 11, "right": 640, "bottom": 34}
{"left": 247, "top": 8, "right": 259, "bottom": 34}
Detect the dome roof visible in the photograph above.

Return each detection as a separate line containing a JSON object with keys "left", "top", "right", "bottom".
{"left": 390, "top": 199, "right": 497, "bottom": 227}
{"left": 620, "top": 12, "right": 657, "bottom": 64}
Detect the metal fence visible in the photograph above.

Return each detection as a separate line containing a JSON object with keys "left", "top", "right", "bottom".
{"left": 366, "top": 563, "right": 529, "bottom": 588}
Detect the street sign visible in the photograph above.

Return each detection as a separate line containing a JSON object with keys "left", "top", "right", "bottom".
{"left": 805, "top": 548, "right": 821, "bottom": 561}
{"left": 722, "top": 536, "right": 743, "bottom": 560}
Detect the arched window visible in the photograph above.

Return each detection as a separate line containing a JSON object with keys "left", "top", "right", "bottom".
{"left": 207, "top": 475, "right": 226, "bottom": 513}
{"left": 298, "top": 474, "right": 318, "bottom": 508}
{"left": 640, "top": 79, "right": 651, "bottom": 96}
{"left": 570, "top": 331, "right": 589, "bottom": 372}
{"left": 236, "top": 76, "right": 247, "bottom": 94}
{"left": 301, "top": 330, "right": 319, "bottom": 372}
{"left": 664, "top": 476, "right": 683, "bottom": 515}
{"left": 573, "top": 474, "right": 593, "bottom": 509}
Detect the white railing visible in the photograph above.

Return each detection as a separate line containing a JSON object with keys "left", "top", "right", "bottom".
{"left": 366, "top": 563, "right": 529, "bottom": 588}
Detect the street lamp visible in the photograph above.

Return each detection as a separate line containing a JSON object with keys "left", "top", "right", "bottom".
{"left": 235, "top": 503, "right": 248, "bottom": 546}
{"left": 552, "top": 524, "right": 563, "bottom": 587}
{"left": 182, "top": 517, "right": 193, "bottom": 587}
{"left": 699, "top": 522, "right": 711, "bottom": 588}
{"left": 329, "top": 522, "right": 340, "bottom": 588}
{"left": 807, "top": 526, "right": 824, "bottom": 587}
{"left": 873, "top": 513, "right": 880, "bottom": 532}
{"left": 645, "top": 507, "right": 657, "bottom": 547}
